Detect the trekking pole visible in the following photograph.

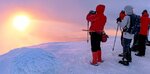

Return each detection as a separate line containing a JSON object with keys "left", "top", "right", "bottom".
{"left": 112, "top": 24, "right": 119, "bottom": 51}
{"left": 87, "top": 21, "right": 89, "bottom": 43}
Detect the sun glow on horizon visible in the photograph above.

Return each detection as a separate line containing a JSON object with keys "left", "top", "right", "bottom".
{"left": 12, "top": 15, "right": 30, "bottom": 32}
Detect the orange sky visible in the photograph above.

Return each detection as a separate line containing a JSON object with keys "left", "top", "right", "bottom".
{"left": 0, "top": 9, "right": 89, "bottom": 54}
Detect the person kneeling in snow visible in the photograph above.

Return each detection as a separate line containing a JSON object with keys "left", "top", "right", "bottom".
{"left": 86, "top": 4, "right": 107, "bottom": 66}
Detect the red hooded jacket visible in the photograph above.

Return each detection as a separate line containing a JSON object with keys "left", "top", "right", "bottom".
{"left": 139, "top": 12, "right": 150, "bottom": 35}
{"left": 86, "top": 4, "right": 107, "bottom": 32}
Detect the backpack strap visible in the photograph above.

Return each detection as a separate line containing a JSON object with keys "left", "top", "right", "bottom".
{"left": 123, "top": 15, "right": 130, "bottom": 32}
{"left": 127, "top": 15, "right": 134, "bottom": 33}
{"left": 123, "top": 14, "right": 139, "bottom": 34}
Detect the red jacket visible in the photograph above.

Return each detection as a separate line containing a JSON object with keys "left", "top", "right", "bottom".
{"left": 86, "top": 4, "right": 107, "bottom": 32}
{"left": 139, "top": 12, "right": 150, "bottom": 35}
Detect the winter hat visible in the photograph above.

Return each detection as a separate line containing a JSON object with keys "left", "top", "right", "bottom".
{"left": 124, "top": 5, "right": 133, "bottom": 15}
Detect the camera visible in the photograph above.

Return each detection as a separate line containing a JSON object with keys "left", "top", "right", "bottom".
{"left": 89, "top": 10, "right": 96, "bottom": 14}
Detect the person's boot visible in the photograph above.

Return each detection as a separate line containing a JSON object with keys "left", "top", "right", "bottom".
{"left": 135, "top": 53, "right": 144, "bottom": 56}
{"left": 90, "top": 52, "right": 98, "bottom": 66}
{"left": 118, "top": 53, "right": 123, "bottom": 57}
{"left": 119, "top": 60, "right": 129, "bottom": 66}
{"left": 135, "top": 51, "right": 145, "bottom": 56}
{"left": 135, "top": 48, "right": 145, "bottom": 57}
{"left": 119, "top": 58, "right": 129, "bottom": 66}
{"left": 146, "top": 40, "right": 150, "bottom": 46}
{"left": 128, "top": 49, "right": 132, "bottom": 62}
{"left": 131, "top": 47, "right": 138, "bottom": 52}
{"left": 97, "top": 50, "right": 102, "bottom": 63}
{"left": 128, "top": 55, "right": 132, "bottom": 62}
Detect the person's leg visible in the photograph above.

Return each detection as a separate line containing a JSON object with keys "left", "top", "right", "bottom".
{"left": 97, "top": 49, "right": 102, "bottom": 62}
{"left": 90, "top": 32, "right": 99, "bottom": 65}
{"left": 123, "top": 38, "right": 132, "bottom": 61}
{"left": 121, "top": 31, "right": 124, "bottom": 47}
{"left": 97, "top": 34, "right": 102, "bottom": 62}
{"left": 136, "top": 35, "right": 147, "bottom": 56}
{"left": 119, "top": 38, "right": 132, "bottom": 66}
{"left": 131, "top": 33, "right": 139, "bottom": 52}
{"left": 118, "top": 31, "right": 124, "bottom": 57}
{"left": 94, "top": 33, "right": 102, "bottom": 63}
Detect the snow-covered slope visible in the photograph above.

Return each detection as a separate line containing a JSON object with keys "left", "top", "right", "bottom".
{"left": 0, "top": 48, "right": 60, "bottom": 74}
{"left": 0, "top": 37, "right": 150, "bottom": 74}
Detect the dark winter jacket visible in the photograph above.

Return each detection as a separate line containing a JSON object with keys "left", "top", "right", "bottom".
{"left": 139, "top": 12, "right": 150, "bottom": 35}
{"left": 86, "top": 4, "right": 107, "bottom": 32}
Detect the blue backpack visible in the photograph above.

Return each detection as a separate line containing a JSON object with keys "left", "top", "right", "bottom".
{"left": 123, "top": 14, "right": 140, "bottom": 34}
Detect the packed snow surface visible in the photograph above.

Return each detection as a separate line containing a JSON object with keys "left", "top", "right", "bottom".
{"left": 0, "top": 37, "right": 150, "bottom": 74}
{"left": 0, "top": 48, "right": 60, "bottom": 74}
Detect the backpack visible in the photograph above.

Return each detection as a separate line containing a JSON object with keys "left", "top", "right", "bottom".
{"left": 123, "top": 14, "right": 140, "bottom": 34}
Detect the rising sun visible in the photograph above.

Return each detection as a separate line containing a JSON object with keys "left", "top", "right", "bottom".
{"left": 12, "top": 15, "right": 30, "bottom": 31}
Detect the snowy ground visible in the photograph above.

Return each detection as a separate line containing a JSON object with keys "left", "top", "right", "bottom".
{"left": 0, "top": 36, "right": 150, "bottom": 74}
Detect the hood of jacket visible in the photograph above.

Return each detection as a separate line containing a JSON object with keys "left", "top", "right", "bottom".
{"left": 142, "top": 10, "right": 149, "bottom": 17}
{"left": 96, "top": 4, "right": 105, "bottom": 14}
{"left": 142, "top": 12, "right": 149, "bottom": 17}
{"left": 124, "top": 5, "right": 133, "bottom": 15}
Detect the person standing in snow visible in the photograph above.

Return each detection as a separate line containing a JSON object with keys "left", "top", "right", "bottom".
{"left": 117, "top": 5, "right": 136, "bottom": 66}
{"left": 135, "top": 10, "right": 150, "bottom": 56}
{"left": 116, "top": 10, "right": 126, "bottom": 57}
{"left": 86, "top": 4, "right": 107, "bottom": 66}
{"left": 130, "top": 17, "right": 141, "bottom": 52}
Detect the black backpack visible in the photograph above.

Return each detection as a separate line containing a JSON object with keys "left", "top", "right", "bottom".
{"left": 123, "top": 14, "right": 140, "bottom": 34}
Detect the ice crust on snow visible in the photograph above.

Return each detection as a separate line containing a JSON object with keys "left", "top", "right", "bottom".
{"left": 0, "top": 47, "right": 60, "bottom": 74}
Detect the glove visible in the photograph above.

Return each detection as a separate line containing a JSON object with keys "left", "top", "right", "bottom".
{"left": 116, "top": 17, "right": 121, "bottom": 23}
{"left": 89, "top": 10, "right": 96, "bottom": 15}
